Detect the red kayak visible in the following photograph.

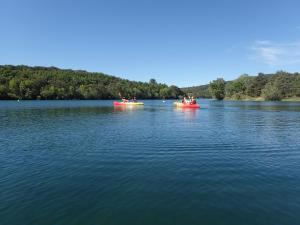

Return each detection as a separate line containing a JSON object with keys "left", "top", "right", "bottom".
{"left": 174, "top": 102, "right": 200, "bottom": 108}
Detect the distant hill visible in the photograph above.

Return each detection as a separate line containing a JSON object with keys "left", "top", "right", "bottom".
{"left": 181, "top": 84, "right": 211, "bottom": 98}
{"left": 0, "top": 65, "right": 184, "bottom": 100}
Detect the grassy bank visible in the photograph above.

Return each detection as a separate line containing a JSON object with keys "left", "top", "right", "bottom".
{"left": 282, "top": 97, "right": 300, "bottom": 101}
{"left": 224, "top": 96, "right": 264, "bottom": 101}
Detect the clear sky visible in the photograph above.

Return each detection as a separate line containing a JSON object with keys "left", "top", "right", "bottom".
{"left": 1, "top": 0, "right": 300, "bottom": 86}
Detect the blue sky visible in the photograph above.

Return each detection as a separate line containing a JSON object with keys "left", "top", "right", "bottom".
{"left": 1, "top": 0, "right": 300, "bottom": 86}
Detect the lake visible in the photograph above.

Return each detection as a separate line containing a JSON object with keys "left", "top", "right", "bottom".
{"left": 1, "top": 100, "right": 300, "bottom": 225}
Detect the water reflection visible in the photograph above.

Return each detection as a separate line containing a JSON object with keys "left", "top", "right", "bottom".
{"left": 223, "top": 101, "right": 300, "bottom": 112}
{"left": 173, "top": 107, "right": 199, "bottom": 120}
{"left": 113, "top": 105, "right": 144, "bottom": 112}
{"left": 1, "top": 106, "right": 113, "bottom": 121}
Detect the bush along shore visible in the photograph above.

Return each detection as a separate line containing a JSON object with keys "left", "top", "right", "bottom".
{"left": 0, "top": 65, "right": 184, "bottom": 100}
{"left": 183, "top": 71, "right": 300, "bottom": 101}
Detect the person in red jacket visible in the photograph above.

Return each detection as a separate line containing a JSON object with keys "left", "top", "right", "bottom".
{"left": 190, "top": 96, "right": 196, "bottom": 104}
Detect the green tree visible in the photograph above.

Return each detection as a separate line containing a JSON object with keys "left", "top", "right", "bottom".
{"left": 209, "top": 78, "right": 226, "bottom": 100}
{"left": 0, "top": 85, "right": 7, "bottom": 98}
{"left": 40, "top": 85, "right": 56, "bottom": 99}
{"left": 225, "top": 75, "right": 253, "bottom": 99}
{"left": 8, "top": 78, "right": 20, "bottom": 99}
{"left": 261, "top": 82, "right": 282, "bottom": 101}
{"left": 272, "top": 71, "right": 294, "bottom": 98}
{"left": 168, "top": 85, "right": 184, "bottom": 99}
{"left": 293, "top": 76, "right": 300, "bottom": 97}
{"left": 149, "top": 78, "right": 157, "bottom": 85}
{"left": 246, "top": 73, "right": 268, "bottom": 97}
{"left": 159, "top": 87, "right": 169, "bottom": 97}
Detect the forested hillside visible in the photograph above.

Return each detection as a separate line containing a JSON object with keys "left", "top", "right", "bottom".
{"left": 183, "top": 71, "right": 300, "bottom": 101}
{"left": 0, "top": 65, "right": 184, "bottom": 100}
{"left": 181, "top": 84, "right": 211, "bottom": 98}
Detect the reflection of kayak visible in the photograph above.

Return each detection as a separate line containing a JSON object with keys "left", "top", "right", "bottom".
{"left": 173, "top": 102, "right": 200, "bottom": 108}
{"left": 114, "top": 101, "right": 144, "bottom": 106}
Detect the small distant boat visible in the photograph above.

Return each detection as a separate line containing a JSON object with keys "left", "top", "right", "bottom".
{"left": 173, "top": 102, "right": 200, "bottom": 108}
{"left": 113, "top": 101, "right": 144, "bottom": 106}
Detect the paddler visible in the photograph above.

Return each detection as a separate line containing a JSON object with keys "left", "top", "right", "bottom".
{"left": 122, "top": 97, "right": 128, "bottom": 103}
{"left": 191, "top": 96, "right": 196, "bottom": 104}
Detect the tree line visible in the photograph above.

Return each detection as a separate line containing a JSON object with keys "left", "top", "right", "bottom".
{"left": 183, "top": 71, "right": 300, "bottom": 101}
{"left": 0, "top": 65, "right": 184, "bottom": 100}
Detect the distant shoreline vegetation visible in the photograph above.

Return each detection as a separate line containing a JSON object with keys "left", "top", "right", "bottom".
{"left": 1, "top": 66, "right": 300, "bottom": 102}
{"left": 0, "top": 65, "right": 184, "bottom": 100}
{"left": 182, "top": 71, "right": 300, "bottom": 101}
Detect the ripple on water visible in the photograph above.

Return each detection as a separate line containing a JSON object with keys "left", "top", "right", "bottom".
{"left": 1, "top": 100, "right": 300, "bottom": 225}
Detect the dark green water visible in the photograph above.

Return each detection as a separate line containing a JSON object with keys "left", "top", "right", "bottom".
{"left": 1, "top": 100, "right": 300, "bottom": 225}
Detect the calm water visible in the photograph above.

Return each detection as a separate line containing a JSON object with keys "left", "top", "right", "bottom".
{"left": 1, "top": 100, "right": 300, "bottom": 225}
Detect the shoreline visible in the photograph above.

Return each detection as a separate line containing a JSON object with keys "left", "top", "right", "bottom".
{"left": 1, "top": 97, "right": 300, "bottom": 102}
{"left": 222, "top": 97, "right": 300, "bottom": 102}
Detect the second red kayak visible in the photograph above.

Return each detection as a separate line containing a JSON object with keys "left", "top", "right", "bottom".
{"left": 174, "top": 102, "right": 200, "bottom": 108}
